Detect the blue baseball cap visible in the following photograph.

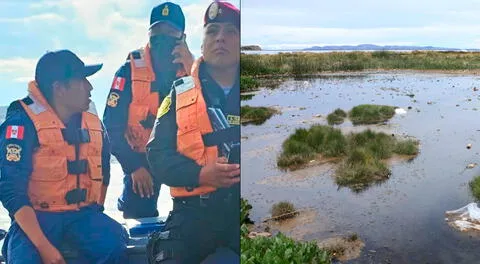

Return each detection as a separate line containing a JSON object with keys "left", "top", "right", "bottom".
{"left": 35, "top": 49, "right": 102, "bottom": 87}
{"left": 149, "top": 2, "right": 185, "bottom": 32}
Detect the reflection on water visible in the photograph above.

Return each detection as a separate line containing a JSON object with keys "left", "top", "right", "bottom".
{"left": 242, "top": 72, "right": 480, "bottom": 263}
{"left": 0, "top": 163, "right": 173, "bottom": 250}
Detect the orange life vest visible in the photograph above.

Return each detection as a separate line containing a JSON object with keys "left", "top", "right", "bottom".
{"left": 20, "top": 81, "right": 104, "bottom": 212}
{"left": 170, "top": 57, "right": 218, "bottom": 197}
{"left": 126, "top": 44, "right": 187, "bottom": 153}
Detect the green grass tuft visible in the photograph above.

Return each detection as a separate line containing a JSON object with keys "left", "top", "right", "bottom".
{"left": 349, "top": 104, "right": 396, "bottom": 125}
{"left": 277, "top": 125, "right": 419, "bottom": 192}
{"left": 327, "top": 108, "right": 347, "bottom": 125}
{"left": 241, "top": 105, "right": 278, "bottom": 125}
{"left": 469, "top": 176, "right": 480, "bottom": 201}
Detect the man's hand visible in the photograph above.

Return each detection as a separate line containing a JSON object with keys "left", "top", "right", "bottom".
{"left": 172, "top": 40, "right": 194, "bottom": 74}
{"left": 199, "top": 157, "right": 240, "bottom": 188}
{"left": 37, "top": 242, "right": 66, "bottom": 264}
{"left": 131, "top": 167, "right": 154, "bottom": 198}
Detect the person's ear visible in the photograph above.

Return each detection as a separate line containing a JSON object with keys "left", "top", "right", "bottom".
{"left": 52, "top": 81, "right": 66, "bottom": 98}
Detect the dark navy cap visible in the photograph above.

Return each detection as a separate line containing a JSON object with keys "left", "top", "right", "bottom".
{"left": 204, "top": 1, "right": 240, "bottom": 30}
{"left": 35, "top": 50, "right": 102, "bottom": 87}
{"left": 150, "top": 2, "right": 185, "bottom": 32}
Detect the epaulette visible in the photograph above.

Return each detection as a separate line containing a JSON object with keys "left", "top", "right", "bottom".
{"left": 130, "top": 48, "right": 146, "bottom": 68}
{"left": 174, "top": 76, "right": 195, "bottom": 95}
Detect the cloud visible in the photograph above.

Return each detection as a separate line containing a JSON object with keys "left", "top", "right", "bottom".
{"left": 0, "top": 13, "right": 66, "bottom": 23}
{"left": 0, "top": 57, "right": 36, "bottom": 83}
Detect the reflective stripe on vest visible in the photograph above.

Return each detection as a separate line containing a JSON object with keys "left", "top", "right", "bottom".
{"left": 170, "top": 57, "right": 217, "bottom": 197}
{"left": 21, "top": 81, "right": 103, "bottom": 212}
{"left": 126, "top": 45, "right": 158, "bottom": 153}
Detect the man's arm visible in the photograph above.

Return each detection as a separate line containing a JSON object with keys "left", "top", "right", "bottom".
{"left": 146, "top": 89, "right": 240, "bottom": 189}
{"left": 102, "top": 63, "right": 148, "bottom": 174}
{"left": 146, "top": 89, "right": 202, "bottom": 187}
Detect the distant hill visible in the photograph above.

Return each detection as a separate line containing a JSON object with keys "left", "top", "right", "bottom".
{"left": 303, "top": 44, "right": 480, "bottom": 51}
{"left": 241, "top": 45, "right": 262, "bottom": 51}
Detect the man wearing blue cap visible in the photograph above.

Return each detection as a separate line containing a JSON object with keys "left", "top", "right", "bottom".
{"left": 103, "top": 1, "right": 194, "bottom": 219}
{"left": 146, "top": 1, "right": 240, "bottom": 263}
{"left": 0, "top": 50, "right": 128, "bottom": 263}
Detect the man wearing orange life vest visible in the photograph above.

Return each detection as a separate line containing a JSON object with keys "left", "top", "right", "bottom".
{"left": 103, "top": 2, "right": 194, "bottom": 219}
{"left": 146, "top": 2, "right": 240, "bottom": 263}
{"left": 0, "top": 50, "right": 128, "bottom": 264}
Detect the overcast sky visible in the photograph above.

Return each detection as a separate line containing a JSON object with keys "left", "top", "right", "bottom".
{"left": 241, "top": 0, "right": 480, "bottom": 50}
{"left": 0, "top": 0, "right": 239, "bottom": 110}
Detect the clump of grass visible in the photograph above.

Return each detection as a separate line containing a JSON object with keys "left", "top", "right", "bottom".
{"left": 277, "top": 125, "right": 419, "bottom": 192}
{"left": 469, "top": 176, "right": 480, "bottom": 201}
{"left": 327, "top": 108, "right": 347, "bottom": 125}
{"left": 241, "top": 105, "right": 278, "bottom": 125}
{"left": 241, "top": 198, "right": 254, "bottom": 225}
{"left": 347, "top": 233, "right": 358, "bottom": 242}
{"left": 240, "top": 76, "right": 259, "bottom": 92}
{"left": 277, "top": 126, "right": 347, "bottom": 169}
{"left": 349, "top": 104, "right": 396, "bottom": 125}
{"left": 336, "top": 148, "right": 391, "bottom": 192}
{"left": 394, "top": 139, "right": 419, "bottom": 155}
{"left": 270, "top": 201, "right": 297, "bottom": 220}
{"left": 241, "top": 94, "right": 254, "bottom": 101}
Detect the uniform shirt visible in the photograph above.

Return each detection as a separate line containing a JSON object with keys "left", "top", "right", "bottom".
{"left": 102, "top": 56, "right": 180, "bottom": 175}
{"left": 146, "top": 62, "right": 240, "bottom": 188}
{"left": 0, "top": 101, "right": 111, "bottom": 218}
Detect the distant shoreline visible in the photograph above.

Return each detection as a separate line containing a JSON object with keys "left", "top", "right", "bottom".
{"left": 240, "top": 51, "right": 480, "bottom": 77}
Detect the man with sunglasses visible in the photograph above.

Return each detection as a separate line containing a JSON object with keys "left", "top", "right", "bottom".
{"left": 103, "top": 2, "right": 194, "bottom": 219}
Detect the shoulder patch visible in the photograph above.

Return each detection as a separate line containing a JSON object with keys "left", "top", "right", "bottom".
{"left": 111, "top": 76, "right": 125, "bottom": 91}
{"left": 107, "top": 92, "right": 120, "bottom": 108}
{"left": 6, "top": 143, "right": 22, "bottom": 162}
{"left": 6, "top": 125, "right": 24, "bottom": 140}
{"left": 156, "top": 93, "right": 172, "bottom": 119}
{"left": 227, "top": 115, "right": 240, "bottom": 126}
{"left": 131, "top": 49, "right": 146, "bottom": 68}
{"left": 174, "top": 76, "right": 195, "bottom": 95}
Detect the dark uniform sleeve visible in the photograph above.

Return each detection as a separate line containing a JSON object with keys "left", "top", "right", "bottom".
{"left": 0, "top": 105, "right": 38, "bottom": 217}
{"left": 101, "top": 121, "right": 111, "bottom": 186}
{"left": 102, "top": 62, "right": 145, "bottom": 174}
{"left": 146, "top": 88, "right": 202, "bottom": 187}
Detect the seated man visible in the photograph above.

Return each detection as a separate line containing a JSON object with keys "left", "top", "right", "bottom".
{"left": 0, "top": 50, "right": 128, "bottom": 264}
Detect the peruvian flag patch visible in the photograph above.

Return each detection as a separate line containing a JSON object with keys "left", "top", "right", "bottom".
{"left": 111, "top": 76, "right": 125, "bottom": 91}
{"left": 6, "top": 125, "right": 24, "bottom": 140}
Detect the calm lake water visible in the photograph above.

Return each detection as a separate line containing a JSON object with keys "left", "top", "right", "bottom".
{"left": 241, "top": 71, "right": 480, "bottom": 263}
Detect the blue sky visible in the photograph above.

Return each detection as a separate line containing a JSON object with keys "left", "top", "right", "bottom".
{"left": 241, "top": 0, "right": 480, "bottom": 50}
{"left": 0, "top": 0, "right": 239, "bottom": 112}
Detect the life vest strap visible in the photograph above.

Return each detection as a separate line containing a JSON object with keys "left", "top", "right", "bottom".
{"left": 61, "top": 128, "right": 91, "bottom": 145}
{"left": 67, "top": 159, "right": 88, "bottom": 175}
{"left": 201, "top": 126, "right": 240, "bottom": 147}
{"left": 139, "top": 113, "right": 157, "bottom": 129}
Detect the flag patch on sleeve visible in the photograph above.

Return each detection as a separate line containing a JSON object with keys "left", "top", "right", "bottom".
{"left": 111, "top": 76, "right": 126, "bottom": 91}
{"left": 6, "top": 125, "right": 24, "bottom": 140}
